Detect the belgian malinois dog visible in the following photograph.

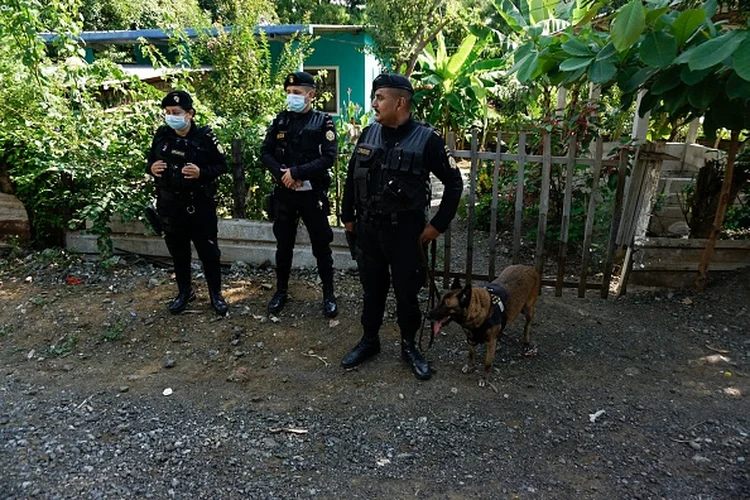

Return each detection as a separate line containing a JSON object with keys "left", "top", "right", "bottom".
{"left": 427, "top": 265, "right": 540, "bottom": 386}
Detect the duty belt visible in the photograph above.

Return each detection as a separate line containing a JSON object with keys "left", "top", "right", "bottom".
{"left": 362, "top": 210, "right": 422, "bottom": 229}
{"left": 158, "top": 189, "right": 201, "bottom": 202}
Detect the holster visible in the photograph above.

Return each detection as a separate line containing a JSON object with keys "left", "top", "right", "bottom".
{"left": 345, "top": 231, "right": 358, "bottom": 260}
{"left": 266, "top": 191, "right": 277, "bottom": 222}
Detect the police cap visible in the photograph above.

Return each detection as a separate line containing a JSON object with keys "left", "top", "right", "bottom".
{"left": 284, "top": 71, "right": 316, "bottom": 89}
{"left": 372, "top": 73, "right": 414, "bottom": 95}
{"left": 161, "top": 90, "right": 193, "bottom": 110}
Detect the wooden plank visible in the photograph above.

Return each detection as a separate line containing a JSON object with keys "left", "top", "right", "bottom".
{"left": 617, "top": 145, "right": 645, "bottom": 246}
{"left": 617, "top": 142, "right": 666, "bottom": 246}
{"left": 631, "top": 263, "right": 750, "bottom": 272}
{"left": 637, "top": 238, "right": 750, "bottom": 249}
{"left": 451, "top": 150, "right": 618, "bottom": 167}
{"left": 231, "top": 139, "right": 246, "bottom": 219}
{"left": 513, "top": 132, "right": 526, "bottom": 265}
{"left": 465, "top": 128, "right": 479, "bottom": 283}
{"left": 444, "top": 132, "right": 455, "bottom": 289}
{"left": 578, "top": 137, "right": 603, "bottom": 298}
{"left": 601, "top": 148, "right": 629, "bottom": 299}
{"left": 535, "top": 132, "right": 552, "bottom": 279}
{"left": 438, "top": 270, "right": 602, "bottom": 290}
{"left": 488, "top": 131, "right": 501, "bottom": 281}
{"left": 556, "top": 133, "right": 577, "bottom": 297}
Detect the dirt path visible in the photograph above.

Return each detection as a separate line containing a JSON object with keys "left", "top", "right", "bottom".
{"left": 1, "top": 251, "right": 748, "bottom": 498}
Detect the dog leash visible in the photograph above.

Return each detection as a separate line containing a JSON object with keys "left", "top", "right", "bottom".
{"left": 418, "top": 239, "right": 440, "bottom": 350}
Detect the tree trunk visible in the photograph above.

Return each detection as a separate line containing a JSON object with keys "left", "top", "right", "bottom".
{"left": 689, "top": 146, "right": 750, "bottom": 238}
{"left": 695, "top": 130, "right": 741, "bottom": 291}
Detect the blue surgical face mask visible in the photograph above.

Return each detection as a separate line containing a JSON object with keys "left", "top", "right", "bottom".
{"left": 286, "top": 94, "right": 308, "bottom": 113}
{"left": 165, "top": 114, "right": 189, "bottom": 130}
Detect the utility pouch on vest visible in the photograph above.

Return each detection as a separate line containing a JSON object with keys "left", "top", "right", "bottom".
{"left": 353, "top": 143, "right": 382, "bottom": 204}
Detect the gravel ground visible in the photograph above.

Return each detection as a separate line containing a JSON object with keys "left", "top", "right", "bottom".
{"left": 1, "top": 248, "right": 748, "bottom": 499}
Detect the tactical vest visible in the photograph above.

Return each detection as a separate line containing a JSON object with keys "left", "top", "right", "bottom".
{"left": 154, "top": 126, "right": 214, "bottom": 198}
{"left": 274, "top": 111, "right": 331, "bottom": 191}
{"left": 353, "top": 121, "right": 433, "bottom": 215}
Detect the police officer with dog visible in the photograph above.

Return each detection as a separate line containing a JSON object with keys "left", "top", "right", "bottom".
{"left": 260, "top": 71, "right": 339, "bottom": 318}
{"left": 146, "top": 90, "right": 229, "bottom": 316}
{"left": 340, "top": 73, "right": 463, "bottom": 380}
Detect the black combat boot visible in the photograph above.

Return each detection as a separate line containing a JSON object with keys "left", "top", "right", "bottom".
{"left": 267, "top": 290, "right": 288, "bottom": 315}
{"left": 169, "top": 288, "right": 196, "bottom": 315}
{"left": 401, "top": 337, "right": 431, "bottom": 380}
{"left": 169, "top": 265, "right": 194, "bottom": 315}
{"left": 205, "top": 261, "right": 229, "bottom": 317}
{"left": 209, "top": 290, "right": 228, "bottom": 316}
{"left": 322, "top": 284, "right": 338, "bottom": 318}
{"left": 341, "top": 332, "right": 380, "bottom": 368}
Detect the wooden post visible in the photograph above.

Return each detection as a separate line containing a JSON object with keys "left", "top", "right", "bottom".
{"left": 488, "top": 132, "right": 501, "bottom": 281}
{"left": 578, "top": 137, "right": 603, "bottom": 298}
{"left": 535, "top": 132, "right": 552, "bottom": 279}
{"left": 695, "top": 130, "right": 741, "bottom": 291}
{"left": 632, "top": 89, "right": 650, "bottom": 143}
{"left": 443, "top": 132, "right": 455, "bottom": 289}
{"left": 231, "top": 139, "right": 245, "bottom": 218}
{"left": 555, "top": 133, "right": 578, "bottom": 297}
{"left": 513, "top": 132, "right": 526, "bottom": 265}
{"left": 601, "top": 149, "right": 629, "bottom": 299}
{"left": 466, "top": 128, "right": 479, "bottom": 284}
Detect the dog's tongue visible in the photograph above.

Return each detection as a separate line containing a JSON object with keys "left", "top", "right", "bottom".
{"left": 432, "top": 317, "right": 449, "bottom": 335}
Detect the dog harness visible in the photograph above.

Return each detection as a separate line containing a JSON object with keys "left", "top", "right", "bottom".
{"left": 480, "top": 284, "right": 508, "bottom": 331}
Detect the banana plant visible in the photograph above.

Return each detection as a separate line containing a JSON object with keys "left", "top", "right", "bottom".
{"left": 412, "top": 29, "right": 504, "bottom": 136}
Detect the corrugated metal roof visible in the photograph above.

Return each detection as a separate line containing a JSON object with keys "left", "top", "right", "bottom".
{"left": 39, "top": 24, "right": 363, "bottom": 45}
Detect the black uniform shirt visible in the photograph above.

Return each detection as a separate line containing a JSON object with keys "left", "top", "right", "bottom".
{"left": 260, "top": 110, "right": 337, "bottom": 184}
{"left": 146, "top": 123, "right": 227, "bottom": 186}
{"left": 341, "top": 116, "right": 463, "bottom": 233}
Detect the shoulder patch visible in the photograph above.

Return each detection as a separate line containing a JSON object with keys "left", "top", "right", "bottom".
{"left": 208, "top": 131, "right": 224, "bottom": 155}
{"left": 326, "top": 130, "right": 335, "bottom": 142}
{"left": 444, "top": 144, "right": 458, "bottom": 170}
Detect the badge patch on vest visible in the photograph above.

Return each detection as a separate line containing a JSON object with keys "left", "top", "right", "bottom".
{"left": 326, "top": 130, "right": 335, "bottom": 142}
{"left": 169, "top": 149, "right": 187, "bottom": 158}
{"left": 276, "top": 132, "right": 285, "bottom": 140}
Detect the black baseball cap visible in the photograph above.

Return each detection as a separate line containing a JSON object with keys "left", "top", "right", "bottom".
{"left": 372, "top": 73, "right": 414, "bottom": 95}
{"left": 284, "top": 71, "right": 316, "bottom": 89}
{"left": 161, "top": 90, "right": 193, "bottom": 110}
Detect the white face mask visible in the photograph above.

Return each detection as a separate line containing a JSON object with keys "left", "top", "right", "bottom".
{"left": 165, "top": 114, "right": 189, "bottom": 130}
{"left": 286, "top": 94, "right": 307, "bottom": 113}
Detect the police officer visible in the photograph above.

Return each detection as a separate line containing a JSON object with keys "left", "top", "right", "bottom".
{"left": 340, "top": 73, "right": 463, "bottom": 380}
{"left": 260, "top": 72, "right": 339, "bottom": 318}
{"left": 146, "top": 90, "right": 229, "bottom": 316}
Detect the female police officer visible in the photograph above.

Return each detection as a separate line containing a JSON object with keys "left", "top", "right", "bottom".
{"left": 146, "top": 90, "right": 229, "bottom": 316}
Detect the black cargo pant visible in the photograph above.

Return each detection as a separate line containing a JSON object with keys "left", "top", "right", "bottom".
{"left": 356, "top": 211, "right": 426, "bottom": 341}
{"left": 158, "top": 194, "right": 222, "bottom": 295}
{"left": 272, "top": 189, "right": 334, "bottom": 292}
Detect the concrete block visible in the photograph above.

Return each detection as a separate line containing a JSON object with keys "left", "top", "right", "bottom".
{"left": 67, "top": 218, "right": 357, "bottom": 270}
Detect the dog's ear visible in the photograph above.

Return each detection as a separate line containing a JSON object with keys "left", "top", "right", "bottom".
{"left": 459, "top": 283, "right": 472, "bottom": 308}
{"left": 450, "top": 276, "right": 462, "bottom": 290}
